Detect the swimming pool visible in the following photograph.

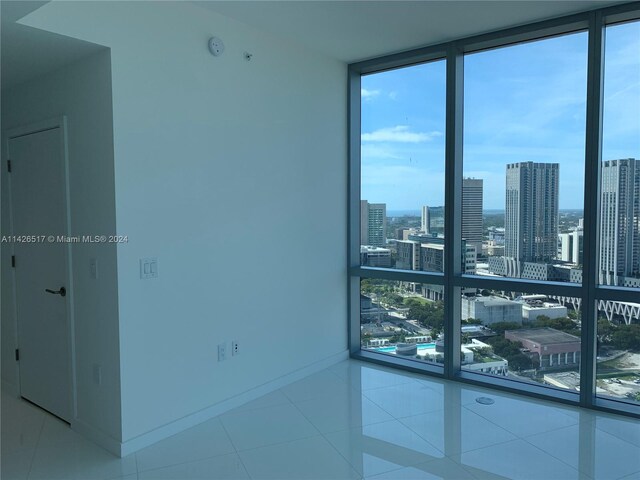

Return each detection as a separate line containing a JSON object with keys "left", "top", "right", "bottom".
{"left": 374, "top": 343, "right": 436, "bottom": 353}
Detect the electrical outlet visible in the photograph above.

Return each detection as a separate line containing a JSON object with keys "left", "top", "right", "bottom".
{"left": 232, "top": 341, "right": 239, "bottom": 356}
{"left": 218, "top": 343, "right": 227, "bottom": 362}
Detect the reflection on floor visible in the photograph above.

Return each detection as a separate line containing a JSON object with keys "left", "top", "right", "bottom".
{"left": 2, "top": 359, "right": 639, "bottom": 479}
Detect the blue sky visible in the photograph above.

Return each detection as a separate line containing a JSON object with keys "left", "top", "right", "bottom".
{"left": 361, "top": 22, "right": 640, "bottom": 211}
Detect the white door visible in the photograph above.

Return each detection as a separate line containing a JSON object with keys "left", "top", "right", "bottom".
{"left": 9, "top": 125, "right": 72, "bottom": 422}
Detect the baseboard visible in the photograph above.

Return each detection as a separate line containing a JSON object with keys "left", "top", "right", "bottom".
{"left": 1, "top": 379, "right": 19, "bottom": 397}
{"left": 118, "top": 349, "right": 349, "bottom": 457}
{"left": 72, "top": 418, "right": 122, "bottom": 457}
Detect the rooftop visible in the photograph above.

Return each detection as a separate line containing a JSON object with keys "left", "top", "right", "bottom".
{"left": 506, "top": 327, "right": 580, "bottom": 345}
{"left": 466, "top": 296, "right": 519, "bottom": 307}
{"left": 361, "top": 245, "right": 391, "bottom": 253}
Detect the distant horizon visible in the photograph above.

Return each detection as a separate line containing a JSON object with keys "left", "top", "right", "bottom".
{"left": 386, "top": 208, "right": 584, "bottom": 217}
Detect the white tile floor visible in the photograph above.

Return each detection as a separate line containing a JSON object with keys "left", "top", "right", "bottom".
{"left": 2, "top": 359, "right": 639, "bottom": 480}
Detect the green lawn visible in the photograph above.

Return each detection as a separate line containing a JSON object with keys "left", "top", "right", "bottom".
{"left": 403, "top": 296, "right": 430, "bottom": 306}
{"left": 596, "top": 371, "right": 640, "bottom": 380}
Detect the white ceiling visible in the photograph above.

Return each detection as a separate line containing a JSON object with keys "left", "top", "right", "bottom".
{"left": 1, "top": 0, "right": 629, "bottom": 90}
{"left": 1, "top": 1, "right": 105, "bottom": 90}
{"left": 196, "top": 0, "right": 625, "bottom": 62}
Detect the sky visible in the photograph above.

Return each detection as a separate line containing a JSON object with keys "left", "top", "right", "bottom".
{"left": 361, "top": 21, "right": 640, "bottom": 211}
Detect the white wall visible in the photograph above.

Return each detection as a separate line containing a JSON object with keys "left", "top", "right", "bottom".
{"left": 22, "top": 1, "right": 348, "bottom": 445}
{"left": 1, "top": 50, "right": 121, "bottom": 441}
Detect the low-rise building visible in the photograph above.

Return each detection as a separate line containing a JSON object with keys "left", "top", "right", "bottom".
{"left": 360, "top": 245, "right": 392, "bottom": 268}
{"left": 487, "top": 257, "right": 581, "bottom": 282}
{"left": 484, "top": 241, "right": 505, "bottom": 257}
{"left": 462, "top": 296, "right": 523, "bottom": 325}
{"left": 505, "top": 327, "right": 580, "bottom": 370}
{"left": 461, "top": 339, "right": 508, "bottom": 376}
{"left": 517, "top": 295, "right": 568, "bottom": 322}
{"left": 522, "top": 302, "right": 568, "bottom": 322}
{"left": 488, "top": 227, "right": 505, "bottom": 245}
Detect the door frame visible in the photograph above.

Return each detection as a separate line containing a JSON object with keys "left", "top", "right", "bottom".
{"left": 5, "top": 116, "right": 77, "bottom": 421}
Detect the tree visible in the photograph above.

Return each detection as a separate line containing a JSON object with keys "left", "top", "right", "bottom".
{"left": 404, "top": 298, "right": 422, "bottom": 307}
{"left": 407, "top": 301, "right": 444, "bottom": 331}
{"left": 487, "top": 336, "right": 523, "bottom": 357}
{"left": 381, "top": 292, "right": 403, "bottom": 307}
{"left": 611, "top": 324, "right": 640, "bottom": 351}
{"left": 568, "top": 310, "right": 581, "bottom": 321}
{"left": 485, "top": 336, "right": 532, "bottom": 371}
{"left": 463, "top": 318, "right": 482, "bottom": 325}
{"left": 389, "top": 333, "right": 406, "bottom": 343}
{"left": 597, "top": 319, "right": 615, "bottom": 344}
{"left": 532, "top": 316, "right": 580, "bottom": 336}
{"left": 489, "top": 322, "right": 522, "bottom": 335}
{"left": 508, "top": 353, "right": 533, "bottom": 371}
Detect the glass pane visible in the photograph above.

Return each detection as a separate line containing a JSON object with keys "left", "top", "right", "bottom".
{"left": 361, "top": 60, "right": 446, "bottom": 272}
{"left": 596, "top": 300, "right": 640, "bottom": 405}
{"left": 361, "top": 279, "right": 444, "bottom": 366}
{"left": 598, "top": 20, "right": 640, "bottom": 290}
{"left": 463, "top": 32, "right": 588, "bottom": 283}
{"left": 460, "top": 290, "right": 582, "bottom": 392}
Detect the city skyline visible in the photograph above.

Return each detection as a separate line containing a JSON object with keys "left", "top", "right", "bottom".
{"left": 361, "top": 22, "right": 640, "bottom": 210}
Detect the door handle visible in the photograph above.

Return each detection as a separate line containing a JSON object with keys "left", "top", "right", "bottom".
{"left": 45, "top": 287, "right": 66, "bottom": 297}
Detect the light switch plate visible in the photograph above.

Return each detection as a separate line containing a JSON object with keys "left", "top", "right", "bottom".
{"left": 140, "top": 257, "right": 159, "bottom": 279}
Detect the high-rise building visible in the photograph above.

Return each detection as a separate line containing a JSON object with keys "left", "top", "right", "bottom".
{"left": 505, "top": 162, "right": 559, "bottom": 263}
{"left": 421, "top": 206, "right": 429, "bottom": 233}
{"left": 559, "top": 229, "right": 584, "bottom": 265}
{"left": 360, "top": 200, "right": 387, "bottom": 247}
{"left": 421, "top": 205, "right": 445, "bottom": 234}
{"left": 462, "top": 178, "right": 483, "bottom": 255}
{"left": 599, "top": 158, "right": 640, "bottom": 286}
{"left": 421, "top": 180, "right": 482, "bottom": 254}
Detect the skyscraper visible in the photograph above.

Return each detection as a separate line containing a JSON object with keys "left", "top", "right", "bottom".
{"left": 505, "top": 162, "right": 559, "bottom": 263}
{"left": 360, "top": 200, "right": 387, "bottom": 247}
{"left": 421, "top": 205, "right": 444, "bottom": 234}
{"left": 421, "top": 206, "right": 429, "bottom": 233}
{"left": 599, "top": 158, "right": 640, "bottom": 286}
{"left": 462, "top": 178, "right": 483, "bottom": 255}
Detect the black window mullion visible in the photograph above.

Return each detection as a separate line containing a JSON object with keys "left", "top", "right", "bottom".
{"left": 443, "top": 43, "right": 464, "bottom": 379}
{"left": 580, "top": 10, "right": 605, "bottom": 408}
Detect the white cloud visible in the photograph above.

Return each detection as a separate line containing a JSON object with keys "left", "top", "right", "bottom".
{"left": 361, "top": 144, "right": 403, "bottom": 160}
{"left": 361, "top": 125, "right": 442, "bottom": 143}
{"left": 388, "top": 91, "right": 398, "bottom": 100}
{"left": 361, "top": 88, "right": 381, "bottom": 100}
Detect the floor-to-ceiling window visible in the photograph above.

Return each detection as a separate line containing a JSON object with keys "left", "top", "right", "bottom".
{"left": 349, "top": 4, "right": 640, "bottom": 416}
{"left": 596, "top": 18, "right": 640, "bottom": 407}
{"left": 359, "top": 59, "right": 447, "bottom": 366}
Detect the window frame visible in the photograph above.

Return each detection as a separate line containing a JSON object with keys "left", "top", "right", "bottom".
{"left": 348, "top": 2, "right": 640, "bottom": 419}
